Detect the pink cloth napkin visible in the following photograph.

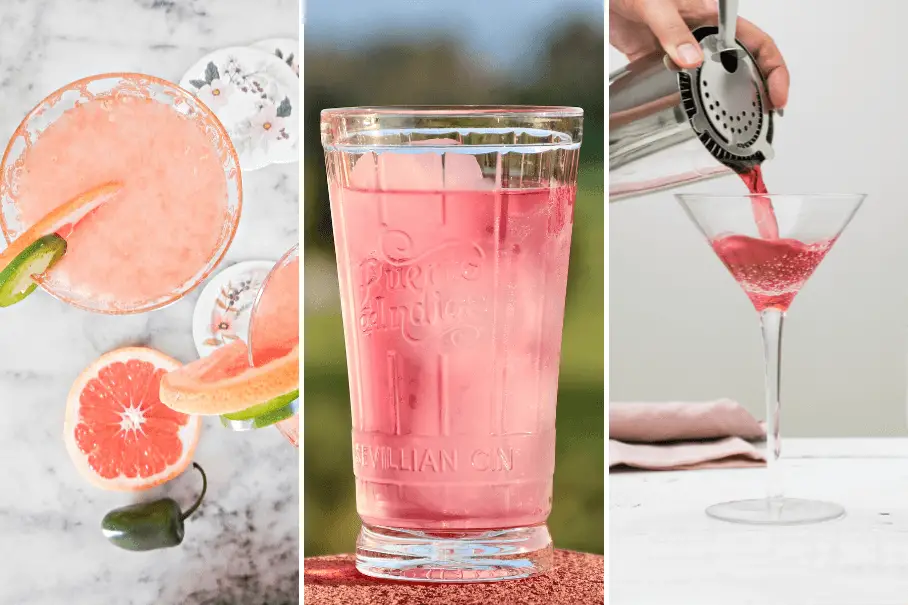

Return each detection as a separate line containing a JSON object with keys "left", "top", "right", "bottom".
{"left": 609, "top": 399, "right": 766, "bottom": 471}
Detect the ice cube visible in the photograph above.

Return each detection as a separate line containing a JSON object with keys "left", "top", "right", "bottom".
{"left": 349, "top": 138, "right": 488, "bottom": 191}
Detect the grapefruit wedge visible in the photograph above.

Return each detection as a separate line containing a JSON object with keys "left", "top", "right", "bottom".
{"left": 64, "top": 347, "right": 202, "bottom": 492}
{"left": 159, "top": 340, "right": 299, "bottom": 416}
{"left": 1, "top": 181, "right": 123, "bottom": 265}
{"left": 0, "top": 181, "right": 122, "bottom": 306}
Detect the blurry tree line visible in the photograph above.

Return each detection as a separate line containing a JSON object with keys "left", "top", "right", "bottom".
{"left": 303, "top": 19, "right": 604, "bottom": 253}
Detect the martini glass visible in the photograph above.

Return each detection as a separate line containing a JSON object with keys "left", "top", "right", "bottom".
{"left": 676, "top": 193, "right": 865, "bottom": 525}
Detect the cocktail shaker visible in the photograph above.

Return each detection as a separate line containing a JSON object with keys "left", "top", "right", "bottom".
{"left": 609, "top": 25, "right": 775, "bottom": 201}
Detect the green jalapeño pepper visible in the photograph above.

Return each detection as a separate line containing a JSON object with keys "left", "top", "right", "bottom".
{"left": 101, "top": 462, "right": 207, "bottom": 551}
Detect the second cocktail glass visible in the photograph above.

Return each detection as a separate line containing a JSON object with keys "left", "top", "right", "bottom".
{"left": 220, "top": 245, "right": 300, "bottom": 444}
{"left": 321, "top": 106, "right": 583, "bottom": 581}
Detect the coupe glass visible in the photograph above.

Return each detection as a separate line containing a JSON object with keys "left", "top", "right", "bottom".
{"left": 0, "top": 73, "right": 242, "bottom": 314}
{"left": 676, "top": 193, "right": 865, "bottom": 525}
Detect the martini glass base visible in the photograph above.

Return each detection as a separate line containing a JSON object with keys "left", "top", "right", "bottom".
{"left": 706, "top": 497, "right": 845, "bottom": 525}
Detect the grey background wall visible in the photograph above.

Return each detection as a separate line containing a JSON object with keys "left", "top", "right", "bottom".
{"left": 609, "top": 0, "right": 908, "bottom": 436}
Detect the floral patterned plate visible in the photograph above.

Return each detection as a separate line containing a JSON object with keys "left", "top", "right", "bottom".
{"left": 179, "top": 47, "right": 299, "bottom": 171}
{"left": 250, "top": 38, "right": 298, "bottom": 77}
{"left": 192, "top": 260, "right": 275, "bottom": 359}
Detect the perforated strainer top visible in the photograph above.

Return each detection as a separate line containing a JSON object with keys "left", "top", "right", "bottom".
{"left": 678, "top": 26, "right": 774, "bottom": 172}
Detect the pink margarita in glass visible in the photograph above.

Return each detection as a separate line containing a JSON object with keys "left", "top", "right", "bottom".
{"left": 0, "top": 73, "right": 241, "bottom": 313}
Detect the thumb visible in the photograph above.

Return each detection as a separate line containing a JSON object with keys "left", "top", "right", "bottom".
{"left": 635, "top": 0, "right": 703, "bottom": 68}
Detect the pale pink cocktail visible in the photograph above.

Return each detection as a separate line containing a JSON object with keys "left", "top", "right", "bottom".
{"left": 0, "top": 74, "right": 241, "bottom": 313}
{"left": 322, "top": 106, "right": 583, "bottom": 582}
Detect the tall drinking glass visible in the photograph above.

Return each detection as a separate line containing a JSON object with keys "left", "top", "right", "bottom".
{"left": 321, "top": 106, "right": 582, "bottom": 581}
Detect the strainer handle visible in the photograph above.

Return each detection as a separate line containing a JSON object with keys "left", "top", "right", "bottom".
{"left": 718, "top": 0, "right": 739, "bottom": 49}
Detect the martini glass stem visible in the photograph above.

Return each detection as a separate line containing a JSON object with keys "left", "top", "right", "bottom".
{"left": 760, "top": 308, "right": 784, "bottom": 506}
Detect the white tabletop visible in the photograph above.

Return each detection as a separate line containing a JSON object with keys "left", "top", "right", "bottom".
{"left": 611, "top": 438, "right": 908, "bottom": 605}
{"left": 0, "top": 1, "right": 298, "bottom": 603}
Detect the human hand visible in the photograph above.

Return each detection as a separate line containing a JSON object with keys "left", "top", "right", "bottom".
{"left": 610, "top": 0, "right": 789, "bottom": 109}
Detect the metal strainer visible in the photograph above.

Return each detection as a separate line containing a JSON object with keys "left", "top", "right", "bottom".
{"left": 678, "top": 26, "right": 774, "bottom": 173}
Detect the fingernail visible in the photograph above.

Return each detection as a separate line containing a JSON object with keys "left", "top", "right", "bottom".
{"left": 677, "top": 43, "right": 702, "bottom": 66}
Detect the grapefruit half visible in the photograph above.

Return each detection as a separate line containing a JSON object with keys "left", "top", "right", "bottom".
{"left": 159, "top": 340, "right": 299, "bottom": 416}
{"left": 64, "top": 347, "right": 201, "bottom": 491}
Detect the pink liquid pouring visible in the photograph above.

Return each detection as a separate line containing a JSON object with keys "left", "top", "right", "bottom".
{"left": 739, "top": 165, "right": 779, "bottom": 240}
{"left": 712, "top": 234, "right": 834, "bottom": 311}
{"left": 722, "top": 165, "right": 833, "bottom": 310}
{"left": 331, "top": 168, "right": 575, "bottom": 530}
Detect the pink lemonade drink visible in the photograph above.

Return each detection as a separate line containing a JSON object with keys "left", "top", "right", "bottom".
{"left": 322, "top": 106, "right": 583, "bottom": 582}
{"left": 0, "top": 74, "right": 241, "bottom": 313}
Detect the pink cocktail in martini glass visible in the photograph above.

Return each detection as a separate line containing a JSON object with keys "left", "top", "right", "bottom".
{"left": 677, "top": 192, "right": 865, "bottom": 525}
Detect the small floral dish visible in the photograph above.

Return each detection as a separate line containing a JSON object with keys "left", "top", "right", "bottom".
{"left": 192, "top": 260, "right": 275, "bottom": 359}
{"left": 180, "top": 47, "right": 299, "bottom": 171}
{"left": 250, "top": 38, "right": 298, "bottom": 77}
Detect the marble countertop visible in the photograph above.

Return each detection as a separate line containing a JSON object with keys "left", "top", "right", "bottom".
{"left": 0, "top": 1, "right": 299, "bottom": 603}
{"left": 611, "top": 438, "right": 908, "bottom": 605}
